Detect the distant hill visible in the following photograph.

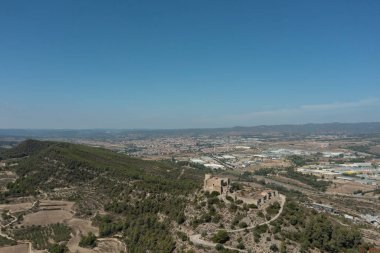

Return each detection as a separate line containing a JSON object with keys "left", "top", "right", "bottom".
{"left": 1, "top": 122, "right": 380, "bottom": 139}
{"left": 0, "top": 139, "right": 55, "bottom": 159}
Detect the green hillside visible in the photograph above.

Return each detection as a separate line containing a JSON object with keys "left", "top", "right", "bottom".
{"left": 1, "top": 140, "right": 203, "bottom": 252}
{"left": 0, "top": 139, "right": 55, "bottom": 159}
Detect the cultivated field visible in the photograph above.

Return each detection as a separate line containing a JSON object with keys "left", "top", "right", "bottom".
{"left": 0, "top": 244, "right": 28, "bottom": 253}
{"left": 20, "top": 200, "right": 74, "bottom": 226}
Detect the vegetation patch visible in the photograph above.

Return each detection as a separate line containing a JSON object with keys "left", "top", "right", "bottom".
{"left": 266, "top": 201, "right": 281, "bottom": 219}
{"left": 79, "top": 232, "right": 97, "bottom": 248}
{"left": 12, "top": 223, "right": 71, "bottom": 250}
{"left": 212, "top": 230, "right": 230, "bottom": 244}
{"left": 271, "top": 199, "right": 369, "bottom": 253}
{"left": 284, "top": 169, "right": 331, "bottom": 191}
{"left": 0, "top": 235, "right": 17, "bottom": 247}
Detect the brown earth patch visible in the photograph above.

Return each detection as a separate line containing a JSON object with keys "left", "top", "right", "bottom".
{"left": 0, "top": 203, "right": 33, "bottom": 213}
{"left": 22, "top": 209, "right": 73, "bottom": 226}
{"left": 0, "top": 244, "right": 28, "bottom": 253}
{"left": 327, "top": 180, "right": 375, "bottom": 195}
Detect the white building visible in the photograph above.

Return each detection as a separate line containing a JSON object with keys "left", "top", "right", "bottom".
{"left": 204, "top": 163, "right": 225, "bottom": 170}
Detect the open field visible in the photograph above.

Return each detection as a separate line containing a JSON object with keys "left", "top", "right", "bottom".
{"left": 369, "top": 145, "right": 380, "bottom": 156}
{"left": 0, "top": 244, "right": 28, "bottom": 253}
{"left": 21, "top": 201, "right": 74, "bottom": 226}
{"left": 327, "top": 179, "right": 376, "bottom": 195}
{"left": 0, "top": 203, "right": 33, "bottom": 213}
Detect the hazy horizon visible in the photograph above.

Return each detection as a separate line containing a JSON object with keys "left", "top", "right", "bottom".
{"left": 0, "top": 121, "right": 380, "bottom": 132}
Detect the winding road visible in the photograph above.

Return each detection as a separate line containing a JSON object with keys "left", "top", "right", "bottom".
{"left": 189, "top": 194, "right": 286, "bottom": 252}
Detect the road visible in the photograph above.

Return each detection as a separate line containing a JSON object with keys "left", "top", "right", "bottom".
{"left": 189, "top": 194, "right": 286, "bottom": 252}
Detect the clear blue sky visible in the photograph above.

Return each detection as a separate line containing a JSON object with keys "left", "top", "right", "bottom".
{"left": 1, "top": 0, "right": 379, "bottom": 129}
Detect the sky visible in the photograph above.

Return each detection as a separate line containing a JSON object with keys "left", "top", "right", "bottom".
{"left": 0, "top": 0, "right": 379, "bottom": 129}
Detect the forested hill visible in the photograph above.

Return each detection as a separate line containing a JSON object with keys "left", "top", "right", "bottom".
{"left": 1, "top": 140, "right": 204, "bottom": 252}
{"left": 1, "top": 139, "right": 202, "bottom": 196}
{"left": 0, "top": 139, "right": 56, "bottom": 159}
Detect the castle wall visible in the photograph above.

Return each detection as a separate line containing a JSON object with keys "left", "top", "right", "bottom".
{"left": 204, "top": 174, "right": 230, "bottom": 194}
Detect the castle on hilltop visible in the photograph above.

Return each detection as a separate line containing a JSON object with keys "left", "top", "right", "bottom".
{"left": 203, "top": 174, "right": 279, "bottom": 208}
{"left": 204, "top": 174, "right": 230, "bottom": 194}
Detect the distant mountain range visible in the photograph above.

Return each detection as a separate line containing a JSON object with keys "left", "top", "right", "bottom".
{"left": 1, "top": 122, "right": 380, "bottom": 139}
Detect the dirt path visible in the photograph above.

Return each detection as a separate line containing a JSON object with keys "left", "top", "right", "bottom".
{"left": 0, "top": 201, "right": 38, "bottom": 251}
{"left": 0, "top": 211, "right": 18, "bottom": 241}
{"left": 177, "top": 169, "right": 185, "bottom": 179}
{"left": 189, "top": 194, "right": 286, "bottom": 252}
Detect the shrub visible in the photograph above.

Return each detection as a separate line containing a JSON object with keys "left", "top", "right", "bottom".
{"left": 215, "top": 243, "right": 224, "bottom": 250}
{"left": 229, "top": 203, "right": 238, "bottom": 212}
{"left": 212, "top": 230, "right": 230, "bottom": 244}
{"left": 238, "top": 221, "right": 248, "bottom": 228}
{"left": 48, "top": 243, "right": 68, "bottom": 253}
{"left": 176, "top": 214, "right": 186, "bottom": 224}
{"left": 176, "top": 231, "right": 188, "bottom": 241}
{"left": 200, "top": 212, "right": 212, "bottom": 223}
{"left": 270, "top": 244, "right": 279, "bottom": 252}
{"left": 206, "top": 191, "right": 220, "bottom": 198}
{"left": 253, "top": 224, "right": 268, "bottom": 242}
{"left": 208, "top": 197, "right": 220, "bottom": 205}
{"left": 79, "top": 232, "right": 96, "bottom": 248}
{"left": 226, "top": 195, "right": 234, "bottom": 202}
{"left": 237, "top": 242, "right": 245, "bottom": 249}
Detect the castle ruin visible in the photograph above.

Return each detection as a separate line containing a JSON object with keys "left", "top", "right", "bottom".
{"left": 204, "top": 174, "right": 230, "bottom": 194}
